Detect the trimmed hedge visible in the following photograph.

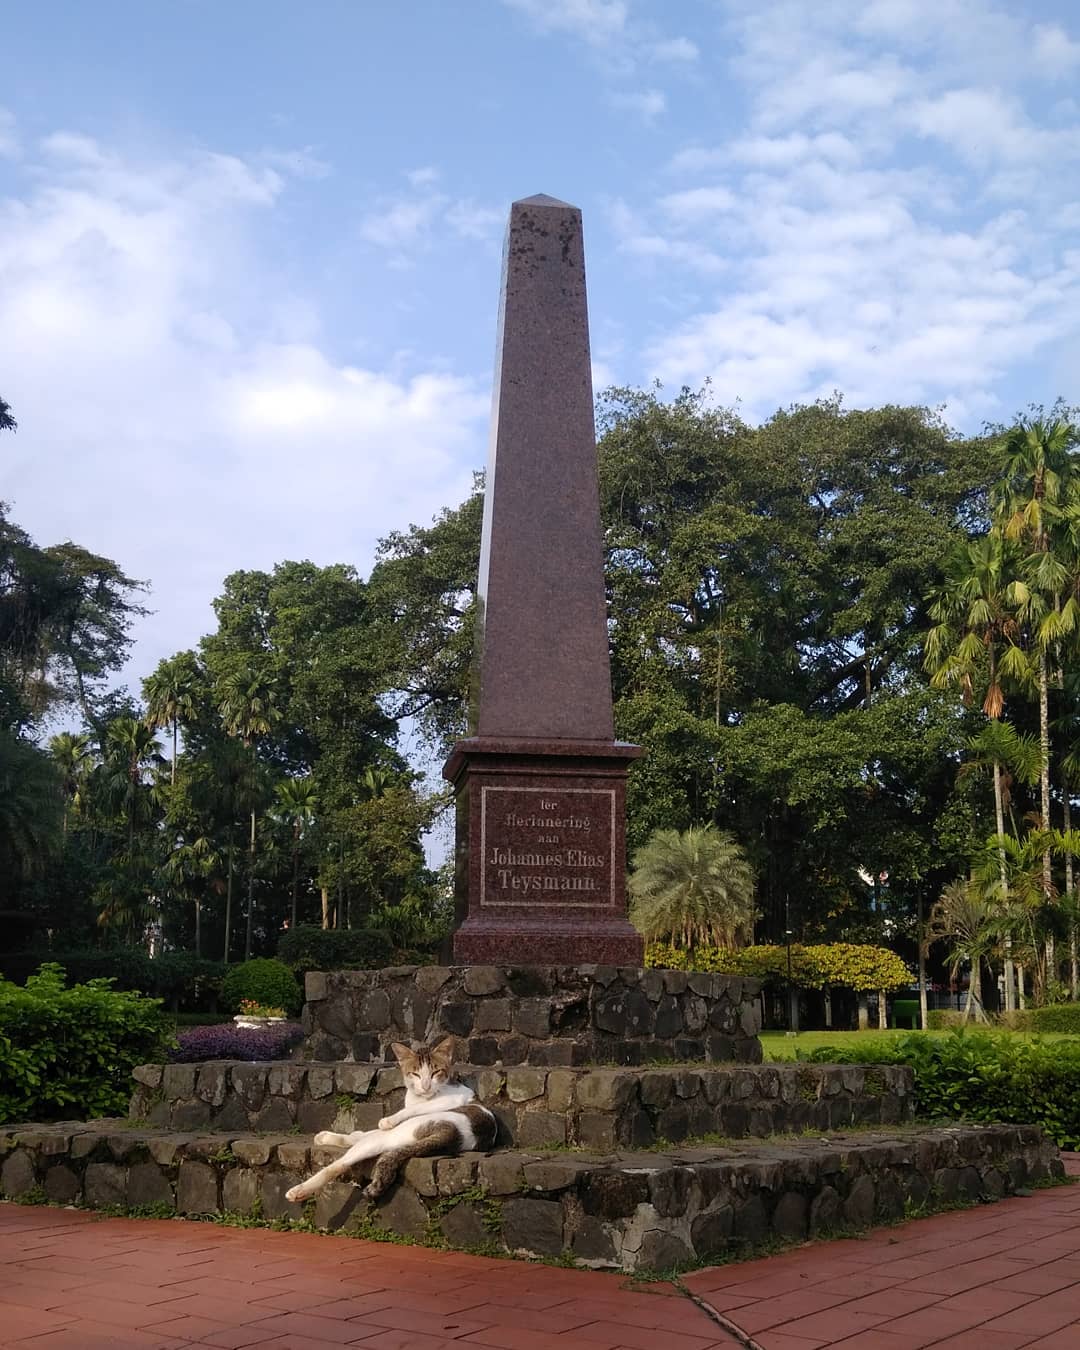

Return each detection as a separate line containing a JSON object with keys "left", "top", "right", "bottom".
{"left": 277, "top": 925, "right": 393, "bottom": 975}
{"left": 1007, "top": 1004, "right": 1080, "bottom": 1034}
{"left": 799, "top": 1029, "right": 1080, "bottom": 1151}
{"left": 0, "top": 964, "right": 174, "bottom": 1124}
{"left": 646, "top": 941, "right": 912, "bottom": 991}
{"left": 219, "top": 958, "right": 301, "bottom": 1016}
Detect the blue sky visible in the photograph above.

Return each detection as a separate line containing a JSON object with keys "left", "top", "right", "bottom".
{"left": 5, "top": 0, "right": 1080, "bottom": 719}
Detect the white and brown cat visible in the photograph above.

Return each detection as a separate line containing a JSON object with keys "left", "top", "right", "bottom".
{"left": 285, "top": 1036, "right": 497, "bottom": 1204}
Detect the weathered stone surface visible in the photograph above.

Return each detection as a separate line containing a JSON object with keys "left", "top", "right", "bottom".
{"left": 127, "top": 1163, "right": 173, "bottom": 1209}
{"left": 84, "top": 1162, "right": 126, "bottom": 1209}
{"left": 808, "top": 1184, "right": 841, "bottom": 1233}
{"left": 690, "top": 1205, "right": 733, "bottom": 1257}
{"left": 650, "top": 1167, "right": 696, "bottom": 1218}
{"left": 464, "top": 967, "right": 505, "bottom": 996}
{"left": 44, "top": 1163, "right": 80, "bottom": 1203}
{"left": 177, "top": 1160, "right": 218, "bottom": 1214}
{"left": 502, "top": 1196, "right": 564, "bottom": 1256}
{"left": 474, "top": 999, "right": 512, "bottom": 1032}
{"left": 162, "top": 1064, "right": 197, "bottom": 1098}
{"left": 518, "top": 1112, "right": 567, "bottom": 1147}
{"left": 196, "top": 1064, "right": 228, "bottom": 1107}
{"left": 1, "top": 1150, "right": 36, "bottom": 1198}
{"left": 132, "top": 1064, "right": 163, "bottom": 1089}
{"left": 441, "top": 1200, "right": 492, "bottom": 1248}
{"left": 772, "top": 1191, "right": 808, "bottom": 1240}
{"left": 261, "top": 1171, "right": 304, "bottom": 1221}
{"left": 636, "top": 1229, "right": 693, "bottom": 1270}
{"left": 375, "top": 1184, "right": 428, "bottom": 1238}
{"left": 512, "top": 1000, "right": 551, "bottom": 1039}
{"left": 222, "top": 1168, "right": 260, "bottom": 1215}
{"left": 843, "top": 1175, "right": 876, "bottom": 1228}
{"left": 506, "top": 1068, "right": 547, "bottom": 1103}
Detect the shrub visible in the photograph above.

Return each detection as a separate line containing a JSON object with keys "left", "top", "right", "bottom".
{"left": 0, "top": 948, "right": 226, "bottom": 1010}
{"left": 277, "top": 925, "right": 393, "bottom": 975}
{"left": 1009, "top": 1004, "right": 1080, "bottom": 1034}
{"left": 645, "top": 941, "right": 912, "bottom": 990}
{"left": 170, "top": 1021, "right": 303, "bottom": 1063}
{"left": 0, "top": 963, "right": 174, "bottom": 1124}
{"left": 926, "top": 1009, "right": 967, "bottom": 1030}
{"left": 220, "top": 958, "right": 301, "bottom": 1016}
{"left": 798, "top": 1029, "right": 1080, "bottom": 1150}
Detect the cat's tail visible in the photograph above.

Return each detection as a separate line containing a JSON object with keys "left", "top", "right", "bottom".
{"left": 363, "top": 1119, "right": 459, "bottom": 1200}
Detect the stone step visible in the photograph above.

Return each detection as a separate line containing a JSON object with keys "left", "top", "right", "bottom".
{"left": 302, "top": 964, "right": 762, "bottom": 1066}
{"left": 130, "top": 1060, "right": 916, "bottom": 1147}
{"left": 0, "top": 1119, "right": 1059, "bottom": 1272}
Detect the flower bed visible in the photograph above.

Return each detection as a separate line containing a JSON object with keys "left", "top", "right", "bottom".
{"left": 170, "top": 1021, "right": 303, "bottom": 1063}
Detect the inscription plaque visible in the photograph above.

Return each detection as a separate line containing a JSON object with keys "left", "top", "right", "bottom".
{"left": 481, "top": 787, "right": 616, "bottom": 908}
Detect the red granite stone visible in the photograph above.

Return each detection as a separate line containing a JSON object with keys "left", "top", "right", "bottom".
{"left": 445, "top": 197, "right": 643, "bottom": 965}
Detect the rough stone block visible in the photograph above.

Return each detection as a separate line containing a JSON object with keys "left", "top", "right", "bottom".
{"left": 127, "top": 1163, "right": 173, "bottom": 1209}
{"left": 502, "top": 1196, "right": 564, "bottom": 1256}
{"left": 474, "top": 999, "right": 512, "bottom": 1032}
{"left": 84, "top": 1162, "right": 126, "bottom": 1209}
{"left": 506, "top": 1068, "right": 547, "bottom": 1103}
{"left": 464, "top": 967, "right": 505, "bottom": 996}
{"left": 44, "top": 1163, "right": 80, "bottom": 1204}
{"left": 517, "top": 1112, "right": 567, "bottom": 1148}
{"left": 1, "top": 1150, "right": 36, "bottom": 1198}
{"left": 162, "top": 1064, "right": 197, "bottom": 1098}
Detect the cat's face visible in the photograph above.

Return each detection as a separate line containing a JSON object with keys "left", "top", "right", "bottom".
{"left": 391, "top": 1036, "right": 455, "bottom": 1098}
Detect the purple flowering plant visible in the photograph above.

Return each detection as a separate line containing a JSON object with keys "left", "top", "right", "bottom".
{"left": 170, "top": 1021, "right": 303, "bottom": 1062}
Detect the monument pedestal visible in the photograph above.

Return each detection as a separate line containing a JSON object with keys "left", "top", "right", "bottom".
{"left": 444, "top": 737, "right": 643, "bottom": 965}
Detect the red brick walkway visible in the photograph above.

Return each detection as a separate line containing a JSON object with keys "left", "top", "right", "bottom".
{"left": 686, "top": 1156, "right": 1080, "bottom": 1350}
{"left": 0, "top": 1202, "right": 734, "bottom": 1349}
{"left": 4, "top": 1163, "right": 1080, "bottom": 1350}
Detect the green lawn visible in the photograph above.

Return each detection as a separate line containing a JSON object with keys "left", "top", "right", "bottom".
{"left": 760, "top": 1028, "right": 1077, "bottom": 1060}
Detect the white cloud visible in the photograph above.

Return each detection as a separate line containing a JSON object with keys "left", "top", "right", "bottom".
{"left": 1, "top": 133, "right": 484, "bottom": 692}
{"left": 359, "top": 181, "right": 502, "bottom": 257}
{"left": 611, "top": 88, "right": 666, "bottom": 123}
{"left": 502, "top": 0, "right": 627, "bottom": 47}
{"left": 660, "top": 186, "right": 737, "bottom": 218}
{"left": 649, "top": 36, "right": 698, "bottom": 63}
{"left": 1032, "top": 22, "right": 1080, "bottom": 77}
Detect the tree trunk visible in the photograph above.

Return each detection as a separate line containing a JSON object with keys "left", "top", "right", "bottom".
{"left": 918, "top": 893, "right": 929, "bottom": 1031}
{"left": 172, "top": 717, "right": 178, "bottom": 788}
{"left": 857, "top": 993, "right": 869, "bottom": 1031}
{"left": 788, "top": 985, "right": 799, "bottom": 1032}
{"left": 824, "top": 988, "right": 833, "bottom": 1029}
{"left": 321, "top": 886, "right": 330, "bottom": 930}
{"left": 1066, "top": 791, "right": 1078, "bottom": 999}
{"left": 291, "top": 828, "right": 300, "bottom": 932}
{"left": 961, "top": 960, "right": 982, "bottom": 1024}
{"left": 877, "top": 989, "right": 887, "bottom": 1029}
{"left": 224, "top": 849, "right": 234, "bottom": 963}
{"left": 1017, "top": 963, "right": 1026, "bottom": 1010}
{"left": 1039, "top": 648, "right": 1054, "bottom": 976}
{"left": 993, "top": 759, "right": 1016, "bottom": 1013}
{"left": 245, "top": 808, "right": 256, "bottom": 960}
{"left": 194, "top": 895, "right": 201, "bottom": 959}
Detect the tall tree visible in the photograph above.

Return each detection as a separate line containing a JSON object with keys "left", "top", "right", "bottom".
{"left": 629, "top": 824, "right": 756, "bottom": 948}
{"left": 143, "top": 651, "right": 200, "bottom": 786}
{"left": 273, "top": 775, "right": 318, "bottom": 930}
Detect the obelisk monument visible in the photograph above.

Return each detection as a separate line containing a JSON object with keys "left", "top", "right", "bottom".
{"left": 444, "top": 194, "right": 643, "bottom": 965}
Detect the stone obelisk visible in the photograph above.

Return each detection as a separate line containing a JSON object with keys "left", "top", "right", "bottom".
{"left": 444, "top": 194, "right": 643, "bottom": 965}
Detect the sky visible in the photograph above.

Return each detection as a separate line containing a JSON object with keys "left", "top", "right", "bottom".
{"left": 4, "top": 0, "right": 1080, "bottom": 729}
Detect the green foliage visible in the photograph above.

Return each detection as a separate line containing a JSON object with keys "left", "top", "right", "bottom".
{"left": 926, "top": 1010, "right": 967, "bottom": 1030}
{"left": 799, "top": 1029, "right": 1080, "bottom": 1149}
{"left": 277, "top": 924, "right": 393, "bottom": 974}
{"left": 646, "top": 941, "right": 912, "bottom": 990}
{"left": 0, "top": 963, "right": 173, "bottom": 1124}
{"left": 629, "top": 825, "right": 756, "bottom": 948}
{"left": 219, "top": 958, "right": 301, "bottom": 1015}
{"left": 1009, "top": 1004, "right": 1080, "bottom": 1034}
{"left": 0, "top": 948, "right": 224, "bottom": 1009}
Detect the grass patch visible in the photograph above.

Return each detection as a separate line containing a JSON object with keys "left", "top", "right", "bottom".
{"left": 760, "top": 1028, "right": 1080, "bottom": 1062}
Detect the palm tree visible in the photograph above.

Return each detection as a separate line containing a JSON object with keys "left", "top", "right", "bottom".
{"left": 0, "top": 730, "right": 63, "bottom": 881}
{"left": 924, "top": 533, "right": 1031, "bottom": 1009}
{"left": 217, "top": 671, "right": 279, "bottom": 959}
{"left": 48, "top": 730, "right": 93, "bottom": 837}
{"left": 629, "top": 824, "right": 756, "bottom": 949}
{"left": 97, "top": 717, "right": 164, "bottom": 851}
{"left": 273, "top": 776, "right": 318, "bottom": 930}
{"left": 927, "top": 879, "right": 996, "bottom": 1024}
{"left": 161, "top": 834, "right": 220, "bottom": 958}
{"left": 995, "top": 416, "right": 1079, "bottom": 968}
{"left": 143, "top": 652, "right": 199, "bottom": 786}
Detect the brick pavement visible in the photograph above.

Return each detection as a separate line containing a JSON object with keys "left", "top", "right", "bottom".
{"left": 686, "top": 1154, "right": 1080, "bottom": 1349}
{"left": 4, "top": 1159, "right": 1080, "bottom": 1350}
{"left": 0, "top": 1202, "right": 736, "bottom": 1349}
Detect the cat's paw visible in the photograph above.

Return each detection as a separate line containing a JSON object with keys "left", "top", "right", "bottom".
{"left": 314, "top": 1131, "right": 343, "bottom": 1147}
{"left": 378, "top": 1116, "right": 395, "bottom": 1130}
{"left": 285, "top": 1184, "right": 309, "bottom": 1204}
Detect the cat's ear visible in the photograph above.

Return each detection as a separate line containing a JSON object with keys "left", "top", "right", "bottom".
{"left": 391, "top": 1042, "right": 417, "bottom": 1070}
{"left": 430, "top": 1036, "right": 456, "bottom": 1071}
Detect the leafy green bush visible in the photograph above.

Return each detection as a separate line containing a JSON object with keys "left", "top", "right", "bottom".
{"left": 926, "top": 1009, "right": 966, "bottom": 1030}
{"left": 646, "top": 941, "right": 912, "bottom": 990}
{"left": 798, "top": 1029, "right": 1080, "bottom": 1150}
{"left": 1007, "top": 1004, "right": 1080, "bottom": 1034}
{"left": 0, "top": 963, "right": 174, "bottom": 1124}
{"left": 219, "top": 958, "right": 301, "bottom": 1016}
{"left": 277, "top": 925, "right": 393, "bottom": 975}
{"left": 0, "top": 948, "right": 225, "bottom": 1010}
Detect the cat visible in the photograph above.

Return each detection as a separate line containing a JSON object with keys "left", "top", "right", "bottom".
{"left": 285, "top": 1036, "right": 497, "bottom": 1204}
